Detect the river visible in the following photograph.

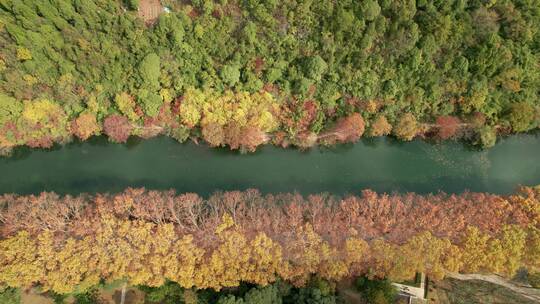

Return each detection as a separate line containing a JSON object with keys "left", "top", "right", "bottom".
{"left": 0, "top": 135, "right": 539, "bottom": 195}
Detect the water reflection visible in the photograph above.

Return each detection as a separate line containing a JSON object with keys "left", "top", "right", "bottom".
{"left": 0, "top": 135, "right": 538, "bottom": 196}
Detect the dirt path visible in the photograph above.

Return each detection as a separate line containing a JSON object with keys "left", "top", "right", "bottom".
{"left": 21, "top": 292, "right": 53, "bottom": 304}
{"left": 447, "top": 272, "right": 540, "bottom": 302}
{"left": 138, "top": 0, "right": 163, "bottom": 24}
{"left": 335, "top": 278, "right": 365, "bottom": 304}
{"left": 339, "top": 287, "right": 365, "bottom": 304}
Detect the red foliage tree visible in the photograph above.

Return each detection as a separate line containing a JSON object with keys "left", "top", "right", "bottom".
{"left": 2, "top": 187, "right": 537, "bottom": 247}
{"left": 320, "top": 112, "right": 365, "bottom": 143}
{"left": 26, "top": 135, "right": 54, "bottom": 148}
{"left": 436, "top": 115, "right": 461, "bottom": 140}
{"left": 298, "top": 100, "right": 318, "bottom": 131}
{"left": 103, "top": 115, "right": 132, "bottom": 143}
{"left": 241, "top": 127, "right": 267, "bottom": 152}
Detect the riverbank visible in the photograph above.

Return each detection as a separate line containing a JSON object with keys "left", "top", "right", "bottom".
{"left": 2, "top": 0, "right": 539, "bottom": 155}
{"left": 0, "top": 93, "right": 531, "bottom": 156}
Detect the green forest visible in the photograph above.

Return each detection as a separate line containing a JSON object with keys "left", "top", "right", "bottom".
{"left": 0, "top": 277, "right": 400, "bottom": 304}
{"left": 0, "top": 0, "right": 539, "bottom": 153}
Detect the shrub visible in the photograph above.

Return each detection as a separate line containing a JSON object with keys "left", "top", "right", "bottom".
{"left": 0, "top": 287, "right": 20, "bottom": 304}
{"left": 355, "top": 277, "right": 397, "bottom": 304}
{"left": 139, "top": 281, "right": 184, "bottom": 304}
{"left": 477, "top": 126, "right": 497, "bottom": 148}
{"left": 507, "top": 102, "right": 535, "bottom": 132}
{"left": 528, "top": 272, "right": 540, "bottom": 288}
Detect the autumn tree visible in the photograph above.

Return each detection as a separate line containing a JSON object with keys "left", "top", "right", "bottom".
{"left": 20, "top": 99, "right": 69, "bottom": 148}
{"left": 524, "top": 226, "right": 540, "bottom": 270}
{"left": 320, "top": 113, "right": 365, "bottom": 143}
{"left": 460, "top": 226, "right": 490, "bottom": 273}
{"left": 225, "top": 125, "right": 267, "bottom": 152}
{"left": 103, "top": 115, "right": 132, "bottom": 143}
{"left": 115, "top": 92, "right": 139, "bottom": 121}
{"left": 435, "top": 115, "right": 461, "bottom": 140}
{"left": 393, "top": 113, "right": 418, "bottom": 141}
{"left": 202, "top": 123, "right": 226, "bottom": 147}
{"left": 71, "top": 112, "right": 100, "bottom": 140}
{"left": 0, "top": 188, "right": 539, "bottom": 293}
{"left": 180, "top": 89, "right": 278, "bottom": 150}
{"left": 495, "top": 225, "right": 527, "bottom": 276}
{"left": 16, "top": 47, "right": 32, "bottom": 61}
{"left": 369, "top": 115, "right": 392, "bottom": 137}
{"left": 334, "top": 113, "right": 365, "bottom": 142}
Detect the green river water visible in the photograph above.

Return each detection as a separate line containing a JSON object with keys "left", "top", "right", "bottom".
{"left": 1, "top": 135, "right": 539, "bottom": 195}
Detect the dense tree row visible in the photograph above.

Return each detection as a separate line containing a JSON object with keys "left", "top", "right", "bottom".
{"left": 137, "top": 279, "right": 341, "bottom": 304}
{"left": 0, "top": 278, "right": 351, "bottom": 304}
{"left": 2, "top": 187, "right": 538, "bottom": 243}
{"left": 0, "top": 187, "right": 539, "bottom": 294}
{"left": 0, "top": 0, "right": 539, "bottom": 153}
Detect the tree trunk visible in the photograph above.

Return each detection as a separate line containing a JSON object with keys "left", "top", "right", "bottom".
{"left": 120, "top": 283, "right": 127, "bottom": 304}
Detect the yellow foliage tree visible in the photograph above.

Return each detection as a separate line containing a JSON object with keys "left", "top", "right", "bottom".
{"left": 393, "top": 113, "right": 418, "bottom": 141}
{"left": 20, "top": 99, "right": 69, "bottom": 144}
{"left": 16, "top": 47, "right": 32, "bottom": 61}
{"left": 247, "top": 233, "right": 283, "bottom": 285}
{"left": 179, "top": 88, "right": 279, "bottom": 133}
{"left": 369, "top": 115, "right": 392, "bottom": 137}
{"left": 405, "top": 232, "right": 462, "bottom": 280}
{"left": 0, "top": 231, "right": 43, "bottom": 288}
{"left": 524, "top": 226, "right": 540, "bottom": 271}
{"left": 460, "top": 226, "right": 490, "bottom": 273}
{"left": 115, "top": 92, "right": 139, "bottom": 121}
{"left": 71, "top": 112, "right": 100, "bottom": 140}
{"left": 345, "top": 238, "right": 369, "bottom": 273}
{"left": 168, "top": 235, "right": 204, "bottom": 288}
{"left": 22, "top": 99, "right": 64, "bottom": 124}
{"left": 498, "top": 225, "right": 527, "bottom": 276}
{"left": 0, "top": 214, "right": 537, "bottom": 294}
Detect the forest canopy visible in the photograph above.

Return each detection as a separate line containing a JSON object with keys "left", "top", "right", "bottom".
{"left": 0, "top": 0, "right": 539, "bottom": 153}
{"left": 0, "top": 186, "right": 539, "bottom": 294}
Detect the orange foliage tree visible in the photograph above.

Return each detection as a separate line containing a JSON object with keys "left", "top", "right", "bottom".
{"left": 71, "top": 112, "right": 101, "bottom": 140}
{"left": 436, "top": 115, "right": 461, "bottom": 140}
{"left": 0, "top": 187, "right": 539, "bottom": 293}
{"left": 320, "top": 113, "right": 365, "bottom": 144}
{"left": 369, "top": 115, "right": 392, "bottom": 137}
